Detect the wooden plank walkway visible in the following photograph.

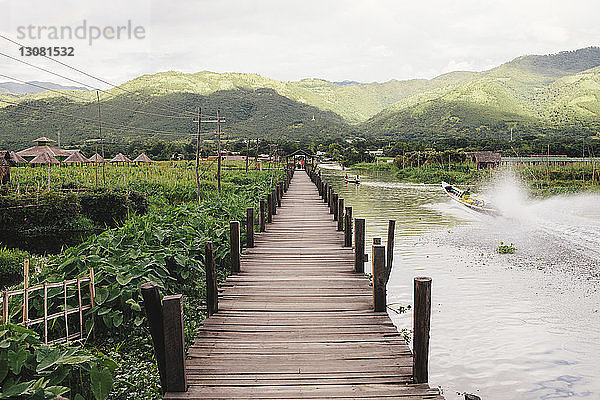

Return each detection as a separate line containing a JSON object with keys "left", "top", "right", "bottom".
{"left": 165, "top": 171, "right": 444, "bottom": 399}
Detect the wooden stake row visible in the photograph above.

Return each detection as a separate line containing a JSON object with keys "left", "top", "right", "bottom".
{"left": 307, "top": 166, "right": 432, "bottom": 385}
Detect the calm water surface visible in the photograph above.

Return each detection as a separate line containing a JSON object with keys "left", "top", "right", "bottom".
{"left": 320, "top": 165, "right": 600, "bottom": 400}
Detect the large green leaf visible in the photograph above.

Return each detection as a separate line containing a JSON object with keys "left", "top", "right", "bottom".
{"left": 90, "top": 366, "right": 113, "bottom": 400}
{"left": 7, "top": 348, "right": 29, "bottom": 375}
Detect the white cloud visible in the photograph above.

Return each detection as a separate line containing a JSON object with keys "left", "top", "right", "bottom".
{"left": 0, "top": 0, "right": 598, "bottom": 86}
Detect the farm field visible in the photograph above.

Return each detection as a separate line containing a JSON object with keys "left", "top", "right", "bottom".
{"left": 0, "top": 160, "right": 284, "bottom": 400}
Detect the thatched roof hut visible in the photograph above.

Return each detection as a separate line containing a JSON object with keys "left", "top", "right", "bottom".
{"left": 9, "top": 151, "right": 28, "bottom": 165}
{"left": 110, "top": 153, "right": 132, "bottom": 164}
{"left": 63, "top": 151, "right": 90, "bottom": 165}
{"left": 465, "top": 151, "right": 501, "bottom": 169}
{"left": 29, "top": 152, "right": 60, "bottom": 166}
{"left": 17, "top": 137, "right": 73, "bottom": 160}
{"left": 0, "top": 151, "right": 11, "bottom": 184}
{"left": 133, "top": 153, "right": 153, "bottom": 164}
{"left": 88, "top": 153, "right": 106, "bottom": 163}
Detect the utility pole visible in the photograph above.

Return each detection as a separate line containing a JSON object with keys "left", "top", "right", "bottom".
{"left": 255, "top": 138, "right": 259, "bottom": 170}
{"left": 96, "top": 91, "right": 105, "bottom": 186}
{"left": 57, "top": 131, "right": 61, "bottom": 147}
{"left": 217, "top": 109, "right": 222, "bottom": 194}
{"left": 195, "top": 107, "right": 202, "bottom": 202}
{"left": 245, "top": 138, "right": 249, "bottom": 173}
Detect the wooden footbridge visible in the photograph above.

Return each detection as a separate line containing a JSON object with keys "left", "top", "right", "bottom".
{"left": 142, "top": 167, "right": 443, "bottom": 399}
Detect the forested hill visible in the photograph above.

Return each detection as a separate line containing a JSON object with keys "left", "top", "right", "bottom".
{"left": 361, "top": 47, "right": 600, "bottom": 140}
{"left": 1, "top": 46, "right": 600, "bottom": 149}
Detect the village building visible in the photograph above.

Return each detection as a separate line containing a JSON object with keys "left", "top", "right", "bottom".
{"left": 465, "top": 151, "right": 501, "bottom": 169}
{"left": 17, "top": 137, "right": 74, "bottom": 162}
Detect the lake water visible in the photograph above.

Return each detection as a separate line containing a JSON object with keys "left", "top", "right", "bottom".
{"left": 320, "top": 165, "right": 600, "bottom": 400}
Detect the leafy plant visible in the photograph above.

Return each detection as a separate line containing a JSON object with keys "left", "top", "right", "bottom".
{"left": 497, "top": 242, "right": 516, "bottom": 254}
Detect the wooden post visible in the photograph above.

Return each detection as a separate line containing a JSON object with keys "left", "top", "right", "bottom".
{"left": 323, "top": 183, "right": 328, "bottom": 203}
{"left": 354, "top": 218, "right": 365, "bottom": 273}
{"left": 337, "top": 198, "right": 344, "bottom": 231}
{"left": 230, "top": 221, "right": 241, "bottom": 274}
{"left": 329, "top": 189, "right": 334, "bottom": 214}
{"left": 271, "top": 189, "right": 277, "bottom": 215}
{"left": 205, "top": 242, "right": 218, "bottom": 316}
{"left": 77, "top": 278, "right": 83, "bottom": 339}
{"left": 277, "top": 184, "right": 282, "bottom": 207}
{"left": 246, "top": 208, "right": 255, "bottom": 248}
{"left": 162, "top": 294, "right": 187, "bottom": 392}
{"left": 23, "top": 259, "right": 29, "bottom": 327}
{"left": 344, "top": 207, "right": 353, "bottom": 247}
{"left": 387, "top": 220, "right": 395, "bottom": 270}
{"left": 43, "top": 282, "right": 48, "bottom": 344}
{"left": 141, "top": 282, "right": 167, "bottom": 392}
{"left": 332, "top": 193, "right": 338, "bottom": 218}
{"left": 372, "top": 243, "right": 386, "bottom": 312}
{"left": 267, "top": 194, "right": 273, "bottom": 223}
{"left": 259, "top": 199, "right": 266, "bottom": 232}
{"left": 413, "top": 277, "right": 432, "bottom": 384}
{"left": 2, "top": 290, "right": 8, "bottom": 324}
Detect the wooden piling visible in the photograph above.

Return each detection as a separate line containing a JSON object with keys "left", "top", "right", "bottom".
{"left": 344, "top": 206, "right": 352, "bottom": 247}
{"left": 372, "top": 243, "right": 387, "bottom": 312}
{"left": 205, "top": 242, "right": 218, "bottom": 316}
{"left": 259, "top": 199, "right": 266, "bottom": 232}
{"left": 413, "top": 277, "right": 432, "bottom": 384}
{"left": 323, "top": 183, "right": 328, "bottom": 203}
{"left": 162, "top": 294, "right": 187, "bottom": 392}
{"left": 332, "top": 193, "right": 338, "bottom": 218}
{"left": 246, "top": 208, "right": 255, "bottom": 248}
{"left": 354, "top": 218, "right": 365, "bottom": 273}
{"left": 271, "top": 189, "right": 277, "bottom": 215}
{"left": 267, "top": 194, "right": 273, "bottom": 223}
{"left": 387, "top": 220, "right": 395, "bottom": 270}
{"left": 141, "top": 282, "right": 167, "bottom": 393}
{"left": 337, "top": 198, "right": 344, "bottom": 231}
{"left": 230, "top": 221, "right": 241, "bottom": 274}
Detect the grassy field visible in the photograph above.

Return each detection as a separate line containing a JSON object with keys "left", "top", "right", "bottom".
{"left": 0, "top": 161, "right": 285, "bottom": 400}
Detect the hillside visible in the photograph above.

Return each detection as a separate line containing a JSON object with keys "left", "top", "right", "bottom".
{"left": 0, "top": 88, "right": 350, "bottom": 149}
{"left": 0, "top": 81, "right": 89, "bottom": 95}
{"left": 363, "top": 47, "right": 600, "bottom": 138}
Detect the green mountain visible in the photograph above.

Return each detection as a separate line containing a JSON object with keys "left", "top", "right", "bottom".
{"left": 363, "top": 47, "right": 600, "bottom": 138}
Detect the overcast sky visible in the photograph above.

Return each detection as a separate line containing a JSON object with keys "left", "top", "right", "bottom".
{"left": 1, "top": 0, "right": 599, "bottom": 88}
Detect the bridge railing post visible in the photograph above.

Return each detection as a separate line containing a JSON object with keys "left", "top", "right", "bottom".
{"left": 344, "top": 206, "right": 352, "bottom": 247}
{"left": 354, "top": 218, "right": 365, "bottom": 273}
{"left": 246, "top": 208, "right": 255, "bottom": 248}
{"left": 271, "top": 189, "right": 277, "bottom": 215}
{"left": 329, "top": 188, "right": 334, "bottom": 213}
{"left": 323, "top": 183, "right": 328, "bottom": 203}
{"left": 267, "top": 194, "right": 273, "bottom": 223}
{"left": 337, "top": 198, "right": 344, "bottom": 231}
{"left": 277, "top": 183, "right": 282, "bottom": 207}
{"left": 230, "top": 221, "right": 240, "bottom": 274}
{"left": 259, "top": 199, "right": 266, "bottom": 232}
{"left": 332, "top": 193, "right": 338, "bottom": 218}
{"left": 205, "top": 241, "right": 218, "bottom": 315}
{"left": 413, "top": 277, "right": 432, "bottom": 384}
{"left": 162, "top": 294, "right": 187, "bottom": 392}
{"left": 141, "top": 282, "right": 187, "bottom": 393}
{"left": 372, "top": 240, "right": 387, "bottom": 312}
{"left": 387, "top": 220, "right": 395, "bottom": 270}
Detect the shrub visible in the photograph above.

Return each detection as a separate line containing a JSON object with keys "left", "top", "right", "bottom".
{"left": 0, "top": 247, "right": 31, "bottom": 289}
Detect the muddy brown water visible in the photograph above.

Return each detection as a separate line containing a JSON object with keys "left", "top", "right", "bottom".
{"left": 321, "top": 165, "right": 600, "bottom": 400}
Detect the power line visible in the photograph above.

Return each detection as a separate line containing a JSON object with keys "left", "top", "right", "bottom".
{"left": 0, "top": 72, "right": 194, "bottom": 120}
{"left": 0, "top": 34, "right": 221, "bottom": 118}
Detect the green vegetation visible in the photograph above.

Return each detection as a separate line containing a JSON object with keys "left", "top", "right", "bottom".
{"left": 497, "top": 242, "right": 516, "bottom": 254}
{"left": 0, "top": 161, "right": 283, "bottom": 399}
{"left": 0, "top": 247, "right": 34, "bottom": 289}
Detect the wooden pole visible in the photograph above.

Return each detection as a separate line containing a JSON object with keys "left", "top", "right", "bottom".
{"left": 246, "top": 207, "right": 255, "bottom": 248}
{"left": 372, "top": 242, "right": 386, "bottom": 312}
{"left": 23, "top": 259, "right": 29, "bottom": 327}
{"left": 141, "top": 281, "right": 167, "bottom": 392}
{"left": 344, "top": 207, "right": 353, "bottom": 247}
{"left": 43, "top": 282, "right": 48, "bottom": 344}
{"left": 323, "top": 183, "right": 328, "bottom": 203}
{"left": 230, "top": 221, "right": 241, "bottom": 274}
{"left": 413, "top": 277, "right": 432, "bottom": 384}
{"left": 337, "top": 198, "right": 344, "bottom": 231}
{"left": 195, "top": 107, "right": 202, "bottom": 202}
{"left": 217, "top": 109, "right": 222, "bottom": 194}
{"left": 354, "top": 218, "right": 365, "bottom": 273}
{"left": 77, "top": 278, "right": 83, "bottom": 339}
{"left": 205, "top": 242, "right": 218, "bottom": 316}
{"left": 259, "top": 199, "right": 266, "bottom": 232}
{"left": 332, "top": 193, "right": 338, "bottom": 218}
{"left": 245, "top": 139, "right": 249, "bottom": 173}
{"left": 267, "top": 194, "right": 273, "bottom": 223}
{"left": 2, "top": 290, "right": 8, "bottom": 324}
{"left": 271, "top": 189, "right": 277, "bottom": 215}
{"left": 162, "top": 294, "right": 187, "bottom": 392}
{"left": 387, "top": 220, "right": 395, "bottom": 271}
{"left": 276, "top": 184, "right": 282, "bottom": 207}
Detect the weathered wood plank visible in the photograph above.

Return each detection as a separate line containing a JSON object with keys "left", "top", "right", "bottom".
{"left": 164, "top": 171, "right": 443, "bottom": 400}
